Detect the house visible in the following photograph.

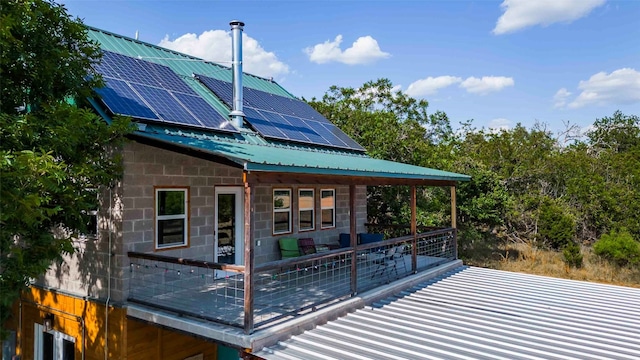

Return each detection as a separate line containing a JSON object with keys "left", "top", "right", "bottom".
{"left": 2, "top": 21, "right": 469, "bottom": 360}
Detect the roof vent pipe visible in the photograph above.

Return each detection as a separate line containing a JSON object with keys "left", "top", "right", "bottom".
{"left": 229, "top": 20, "right": 245, "bottom": 129}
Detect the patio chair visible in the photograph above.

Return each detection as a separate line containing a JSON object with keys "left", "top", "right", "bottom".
{"left": 298, "top": 238, "right": 317, "bottom": 256}
{"left": 279, "top": 237, "right": 300, "bottom": 259}
{"left": 370, "top": 244, "right": 407, "bottom": 279}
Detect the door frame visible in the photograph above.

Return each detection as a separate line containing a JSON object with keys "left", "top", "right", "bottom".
{"left": 214, "top": 186, "right": 244, "bottom": 266}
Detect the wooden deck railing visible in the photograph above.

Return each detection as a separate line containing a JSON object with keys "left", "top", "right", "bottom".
{"left": 127, "top": 228, "right": 456, "bottom": 334}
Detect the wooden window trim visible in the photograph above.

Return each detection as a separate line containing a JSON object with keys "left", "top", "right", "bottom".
{"left": 320, "top": 188, "right": 336, "bottom": 229}
{"left": 273, "top": 188, "right": 292, "bottom": 235}
{"left": 298, "top": 188, "right": 315, "bottom": 232}
{"left": 154, "top": 186, "right": 190, "bottom": 251}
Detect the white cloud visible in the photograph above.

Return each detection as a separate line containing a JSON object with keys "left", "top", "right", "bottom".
{"left": 460, "top": 76, "right": 514, "bottom": 95}
{"left": 493, "top": 0, "right": 606, "bottom": 35}
{"left": 406, "top": 76, "right": 463, "bottom": 97}
{"left": 304, "top": 35, "right": 390, "bottom": 65}
{"left": 488, "top": 118, "right": 512, "bottom": 132}
{"left": 553, "top": 88, "right": 572, "bottom": 108}
{"left": 568, "top": 68, "right": 640, "bottom": 108}
{"left": 158, "top": 30, "right": 289, "bottom": 79}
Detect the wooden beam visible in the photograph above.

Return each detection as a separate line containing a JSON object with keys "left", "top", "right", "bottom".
{"left": 244, "top": 171, "right": 457, "bottom": 187}
{"left": 411, "top": 185, "right": 417, "bottom": 273}
{"left": 349, "top": 184, "right": 357, "bottom": 295}
{"left": 451, "top": 185, "right": 457, "bottom": 229}
{"left": 243, "top": 178, "right": 255, "bottom": 334}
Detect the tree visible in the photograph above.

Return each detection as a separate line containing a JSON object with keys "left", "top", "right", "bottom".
{"left": 0, "top": 0, "right": 132, "bottom": 331}
{"left": 308, "top": 79, "right": 454, "bottom": 227}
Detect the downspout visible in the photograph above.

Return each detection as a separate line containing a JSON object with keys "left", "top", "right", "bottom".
{"left": 229, "top": 20, "right": 245, "bottom": 129}
{"left": 104, "top": 188, "right": 113, "bottom": 360}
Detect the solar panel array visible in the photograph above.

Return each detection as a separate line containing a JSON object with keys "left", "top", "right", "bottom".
{"left": 94, "top": 51, "right": 235, "bottom": 132}
{"left": 195, "top": 75, "right": 365, "bottom": 151}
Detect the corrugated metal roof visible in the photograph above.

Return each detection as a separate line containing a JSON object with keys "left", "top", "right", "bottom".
{"left": 136, "top": 124, "right": 470, "bottom": 181}
{"left": 254, "top": 266, "right": 640, "bottom": 360}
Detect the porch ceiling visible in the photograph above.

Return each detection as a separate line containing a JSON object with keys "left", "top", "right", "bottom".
{"left": 133, "top": 125, "right": 470, "bottom": 185}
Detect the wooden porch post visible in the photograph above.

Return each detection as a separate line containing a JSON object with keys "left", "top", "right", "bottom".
{"left": 243, "top": 176, "right": 255, "bottom": 334}
{"left": 349, "top": 185, "right": 357, "bottom": 295}
{"left": 450, "top": 186, "right": 457, "bottom": 229}
{"left": 451, "top": 185, "right": 458, "bottom": 260}
{"left": 411, "top": 185, "right": 417, "bottom": 273}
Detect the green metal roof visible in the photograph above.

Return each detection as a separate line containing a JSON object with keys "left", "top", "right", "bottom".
{"left": 135, "top": 124, "right": 470, "bottom": 182}
{"left": 87, "top": 26, "right": 469, "bottom": 183}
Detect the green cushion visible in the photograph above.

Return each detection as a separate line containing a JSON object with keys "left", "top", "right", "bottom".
{"left": 279, "top": 237, "right": 300, "bottom": 258}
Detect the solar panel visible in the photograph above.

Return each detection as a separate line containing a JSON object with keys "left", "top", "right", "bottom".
{"left": 195, "top": 74, "right": 365, "bottom": 151}
{"left": 173, "top": 92, "right": 233, "bottom": 129}
{"left": 95, "top": 78, "right": 159, "bottom": 121}
{"left": 244, "top": 115, "right": 287, "bottom": 138}
{"left": 95, "top": 51, "right": 234, "bottom": 133}
{"left": 130, "top": 84, "right": 201, "bottom": 126}
{"left": 194, "top": 75, "right": 233, "bottom": 107}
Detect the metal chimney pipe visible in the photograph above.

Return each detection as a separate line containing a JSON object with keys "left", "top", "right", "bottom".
{"left": 229, "top": 20, "right": 245, "bottom": 129}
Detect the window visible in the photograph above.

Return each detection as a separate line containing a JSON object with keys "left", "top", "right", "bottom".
{"left": 2, "top": 330, "right": 16, "bottom": 360}
{"left": 34, "top": 324, "right": 75, "bottom": 360}
{"left": 321, "top": 189, "right": 335, "bottom": 229}
{"left": 156, "top": 188, "right": 188, "bottom": 249}
{"left": 273, "top": 189, "right": 291, "bottom": 234}
{"left": 298, "top": 189, "right": 315, "bottom": 231}
{"left": 80, "top": 189, "right": 98, "bottom": 239}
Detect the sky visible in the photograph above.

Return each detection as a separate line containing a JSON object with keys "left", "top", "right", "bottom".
{"left": 62, "top": 0, "right": 640, "bottom": 134}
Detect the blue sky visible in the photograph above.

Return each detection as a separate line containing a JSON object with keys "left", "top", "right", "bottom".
{"left": 63, "top": 0, "right": 639, "bottom": 134}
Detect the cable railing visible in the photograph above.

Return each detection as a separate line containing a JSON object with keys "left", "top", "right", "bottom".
{"left": 127, "top": 228, "right": 456, "bottom": 334}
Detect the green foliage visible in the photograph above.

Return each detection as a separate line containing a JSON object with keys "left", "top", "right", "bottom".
{"left": 537, "top": 200, "right": 576, "bottom": 250}
{"left": 562, "top": 241, "right": 583, "bottom": 268}
{"left": 593, "top": 229, "right": 640, "bottom": 266}
{"left": 310, "top": 76, "right": 640, "bottom": 255}
{"left": 308, "top": 79, "right": 453, "bottom": 225}
{"left": 455, "top": 160, "right": 509, "bottom": 227}
{"left": 0, "top": 0, "right": 133, "bottom": 332}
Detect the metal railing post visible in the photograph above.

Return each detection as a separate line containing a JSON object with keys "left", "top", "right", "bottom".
{"left": 349, "top": 185, "right": 357, "bottom": 295}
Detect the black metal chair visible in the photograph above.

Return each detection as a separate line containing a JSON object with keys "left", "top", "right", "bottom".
{"left": 370, "top": 244, "right": 407, "bottom": 279}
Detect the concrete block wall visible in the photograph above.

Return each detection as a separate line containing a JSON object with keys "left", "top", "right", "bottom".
{"left": 39, "top": 140, "right": 368, "bottom": 302}
{"left": 252, "top": 185, "right": 367, "bottom": 264}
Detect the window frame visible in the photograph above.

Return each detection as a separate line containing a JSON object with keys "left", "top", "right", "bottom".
{"left": 79, "top": 188, "right": 98, "bottom": 240}
{"left": 155, "top": 187, "right": 189, "bottom": 250}
{"left": 273, "top": 188, "right": 292, "bottom": 235}
{"left": 320, "top": 188, "right": 336, "bottom": 229}
{"left": 298, "top": 188, "right": 315, "bottom": 232}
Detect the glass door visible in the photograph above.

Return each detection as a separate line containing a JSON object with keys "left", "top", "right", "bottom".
{"left": 214, "top": 187, "right": 244, "bottom": 277}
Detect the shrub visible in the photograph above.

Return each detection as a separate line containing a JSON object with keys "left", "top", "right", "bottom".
{"left": 562, "top": 241, "right": 583, "bottom": 268}
{"left": 537, "top": 200, "right": 576, "bottom": 250}
{"left": 593, "top": 229, "right": 640, "bottom": 266}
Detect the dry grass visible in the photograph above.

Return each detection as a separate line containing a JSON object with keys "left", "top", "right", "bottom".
{"left": 491, "top": 242, "right": 640, "bottom": 288}
{"left": 460, "top": 234, "right": 640, "bottom": 288}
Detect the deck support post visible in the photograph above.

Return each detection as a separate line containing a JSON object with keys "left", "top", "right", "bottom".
{"left": 243, "top": 177, "right": 255, "bottom": 334}
{"left": 349, "top": 185, "right": 357, "bottom": 295}
{"left": 411, "top": 185, "right": 417, "bottom": 273}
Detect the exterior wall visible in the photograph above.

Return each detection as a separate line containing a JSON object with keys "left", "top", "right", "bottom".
{"left": 127, "top": 318, "right": 218, "bottom": 360}
{"left": 4, "top": 288, "right": 223, "bottom": 360}
{"left": 35, "top": 140, "right": 368, "bottom": 303}
{"left": 252, "top": 184, "right": 367, "bottom": 264}
{"left": 9, "top": 288, "right": 127, "bottom": 360}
